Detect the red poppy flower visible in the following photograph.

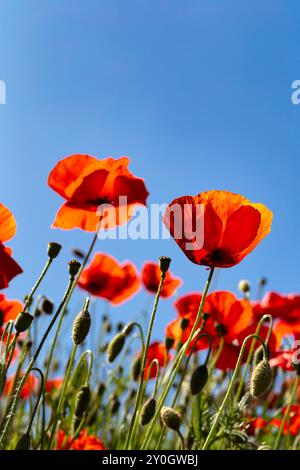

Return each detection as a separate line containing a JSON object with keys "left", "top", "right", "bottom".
{"left": 48, "top": 154, "right": 149, "bottom": 231}
{"left": 163, "top": 190, "right": 272, "bottom": 268}
{"left": 236, "top": 323, "right": 279, "bottom": 357}
{"left": 45, "top": 378, "right": 63, "bottom": 394}
{"left": 245, "top": 417, "right": 268, "bottom": 436}
{"left": 0, "top": 294, "right": 23, "bottom": 328}
{"left": 78, "top": 253, "right": 139, "bottom": 304}
{"left": 254, "top": 292, "right": 300, "bottom": 342}
{"left": 141, "top": 262, "right": 182, "bottom": 298}
{"left": 0, "top": 203, "right": 23, "bottom": 289}
{"left": 4, "top": 373, "right": 38, "bottom": 399}
{"left": 270, "top": 405, "right": 300, "bottom": 436}
{"left": 173, "top": 291, "right": 253, "bottom": 345}
{"left": 165, "top": 317, "right": 213, "bottom": 353}
{"left": 56, "top": 429, "right": 105, "bottom": 450}
{"left": 269, "top": 350, "right": 298, "bottom": 372}
{"left": 143, "top": 342, "right": 170, "bottom": 379}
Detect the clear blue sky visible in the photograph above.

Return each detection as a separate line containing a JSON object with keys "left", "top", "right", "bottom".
{"left": 0, "top": 0, "right": 299, "bottom": 343}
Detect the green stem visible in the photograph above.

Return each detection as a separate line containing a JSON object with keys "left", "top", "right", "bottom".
{"left": 124, "top": 271, "right": 166, "bottom": 450}
{"left": 234, "top": 314, "right": 273, "bottom": 405}
{"left": 141, "top": 267, "right": 215, "bottom": 450}
{"left": 202, "top": 333, "right": 268, "bottom": 450}
{"left": 48, "top": 344, "right": 77, "bottom": 449}
{"left": 26, "top": 368, "right": 44, "bottom": 435}
{"left": 0, "top": 275, "right": 75, "bottom": 449}
{"left": 24, "top": 258, "right": 53, "bottom": 311}
{"left": 273, "top": 375, "right": 299, "bottom": 450}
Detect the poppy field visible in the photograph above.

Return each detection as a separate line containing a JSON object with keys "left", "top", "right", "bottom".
{"left": 0, "top": 153, "right": 299, "bottom": 451}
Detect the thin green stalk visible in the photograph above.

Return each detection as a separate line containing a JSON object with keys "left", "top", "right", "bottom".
{"left": 141, "top": 267, "right": 215, "bottom": 450}
{"left": 202, "top": 333, "right": 268, "bottom": 450}
{"left": 0, "top": 275, "right": 75, "bottom": 449}
{"left": 26, "top": 368, "right": 44, "bottom": 436}
{"left": 24, "top": 257, "right": 53, "bottom": 311}
{"left": 124, "top": 271, "right": 167, "bottom": 450}
{"left": 234, "top": 314, "right": 273, "bottom": 405}
{"left": 273, "top": 375, "right": 299, "bottom": 450}
{"left": 48, "top": 344, "right": 77, "bottom": 449}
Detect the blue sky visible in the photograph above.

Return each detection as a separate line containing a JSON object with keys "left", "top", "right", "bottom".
{"left": 0, "top": 0, "right": 299, "bottom": 345}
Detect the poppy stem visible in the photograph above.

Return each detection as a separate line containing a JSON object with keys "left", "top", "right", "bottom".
{"left": 273, "top": 375, "right": 299, "bottom": 450}
{"left": 48, "top": 344, "right": 77, "bottom": 449}
{"left": 140, "top": 267, "right": 215, "bottom": 450}
{"left": 24, "top": 257, "right": 53, "bottom": 311}
{"left": 201, "top": 333, "right": 268, "bottom": 450}
{"left": 25, "top": 368, "right": 44, "bottom": 436}
{"left": 234, "top": 314, "right": 273, "bottom": 405}
{"left": 0, "top": 274, "right": 75, "bottom": 449}
{"left": 124, "top": 271, "right": 167, "bottom": 450}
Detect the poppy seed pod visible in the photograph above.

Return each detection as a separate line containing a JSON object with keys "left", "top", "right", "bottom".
{"left": 159, "top": 256, "right": 171, "bottom": 274}
{"left": 72, "top": 309, "right": 91, "bottom": 345}
{"left": 160, "top": 406, "right": 182, "bottom": 431}
{"left": 190, "top": 364, "right": 209, "bottom": 395}
{"left": 180, "top": 317, "right": 189, "bottom": 331}
{"left": 238, "top": 279, "right": 250, "bottom": 294}
{"left": 15, "top": 311, "right": 33, "bottom": 333}
{"left": 68, "top": 259, "right": 81, "bottom": 277}
{"left": 131, "top": 355, "right": 142, "bottom": 381}
{"left": 40, "top": 298, "right": 54, "bottom": 315}
{"left": 122, "top": 322, "right": 134, "bottom": 337}
{"left": 107, "top": 332, "right": 126, "bottom": 363}
{"left": 15, "top": 433, "right": 30, "bottom": 450}
{"left": 253, "top": 344, "right": 271, "bottom": 367}
{"left": 140, "top": 397, "right": 156, "bottom": 426}
{"left": 250, "top": 359, "right": 273, "bottom": 398}
{"left": 165, "top": 336, "right": 174, "bottom": 351}
{"left": 47, "top": 242, "right": 62, "bottom": 259}
{"left": 97, "top": 382, "right": 106, "bottom": 397}
{"left": 74, "top": 385, "right": 91, "bottom": 418}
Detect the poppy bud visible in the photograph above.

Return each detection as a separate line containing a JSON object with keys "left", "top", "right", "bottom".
{"left": 180, "top": 318, "right": 189, "bottom": 331}
{"left": 109, "top": 395, "right": 120, "bottom": 414}
{"left": 15, "top": 311, "right": 33, "bottom": 333}
{"left": 122, "top": 322, "right": 134, "bottom": 337}
{"left": 165, "top": 336, "right": 174, "bottom": 351}
{"left": 15, "top": 433, "right": 30, "bottom": 450}
{"left": 34, "top": 308, "right": 42, "bottom": 318}
{"left": 74, "top": 385, "right": 91, "bottom": 418}
{"left": 238, "top": 279, "right": 250, "bottom": 295}
{"left": 140, "top": 397, "right": 156, "bottom": 426}
{"left": 253, "top": 344, "right": 271, "bottom": 367}
{"left": 72, "top": 248, "right": 85, "bottom": 259}
{"left": 160, "top": 406, "right": 182, "bottom": 431}
{"left": 190, "top": 364, "right": 208, "bottom": 395}
{"left": 72, "top": 415, "right": 81, "bottom": 433}
{"left": 107, "top": 332, "right": 126, "bottom": 363}
{"left": 40, "top": 298, "right": 54, "bottom": 315}
{"left": 97, "top": 382, "right": 106, "bottom": 397}
{"left": 131, "top": 355, "right": 142, "bottom": 381}
{"left": 68, "top": 259, "right": 81, "bottom": 277}
{"left": 259, "top": 277, "right": 268, "bottom": 287}
{"left": 159, "top": 256, "right": 171, "bottom": 274}
{"left": 250, "top": 359, "right": 273, "bottom": 398}
{"left": 116, "top": 322, "right": 124, "bottom": 332}
{"left": 48, "top": 242, "right": 62, "bottom": 259}
{"left": 72, "top": 309, "right": 91, "bottom": 345}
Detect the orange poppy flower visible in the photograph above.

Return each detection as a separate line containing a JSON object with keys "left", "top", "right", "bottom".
{"left": 78, "top": 253, "right": 140, "bottom": 304}
{"left": 0, "top": 294, "right": 23, "bottom": 328}
{"left": 0, "top": 203, "right": 23, "bottom": 289}
{"left": 4, "top": 373, "right": 38, "bottom": 399}
{"left": 48, "top": 154, "right": 149, "bottom": 231}
{"left": 163, "top": 190, "right": 272, "bottom": 268}
{"left": 56, "top": 429, "right": 105, "bottom": 450}
{"left": 141, "top": 262, "right": 182, "bottom": 298}
{"left": 143, "top": 342, "right": 170, "bottom": 379}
